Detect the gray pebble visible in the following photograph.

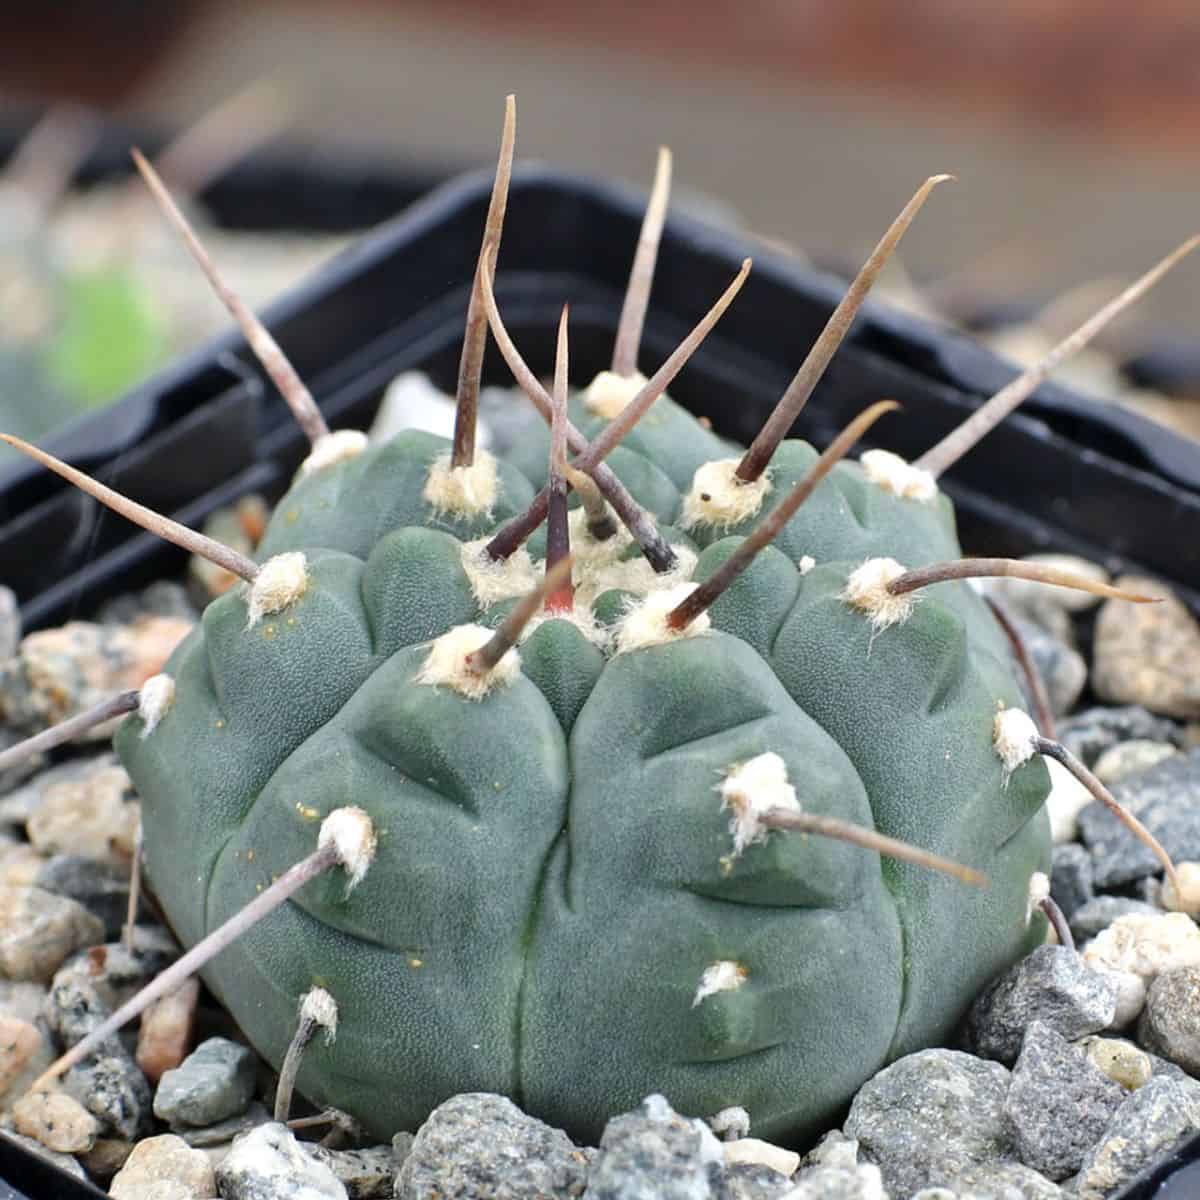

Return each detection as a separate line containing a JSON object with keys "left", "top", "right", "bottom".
{"left": 154, "top": 1036, "right": 258, "bottom": 1128}
{"left": 35, "top": 854, "right": 130, "bottom": 939}
{"left": 1058, "top": 706, "right": 1183, "bottom": 767}
{"left": 391, "top": 1130, "right": 414, "bottom": 1170}
{"left": 965, "top": 946, "right": 1118, "bottom": 1063}
{"left": 304, "top": 1143, "right": 395, "bottom": 1198}
{"left": 0, "top": 585, "right": 20, "bottom": 662}
{"left": 396, "top": 1092, "right": 590, "bottom": 1200}
{"left": 216, "top": 1121, "right": 347, "bottom": 1200}
{"left": 1069, "top": 896, "right": 1161, "bottom": 942}
{"left": 0, "top": 751, "right": 116, "bottom": 827}
{"left": 44, "top": 966, "right": 153, "bottom": 1140}
{"left": 46, "top": 963, "right": 122, "bottom": 1046}
{"left": 715, "top": 1161, "right": 794, "bottom": 1199}
{"left": 1138, "top": 965, "right": 1200, "bottom": 1075}
{"left": 1004, "top": 1022, "right": 1126, "bottom": 1180}
{"left": 1074, "top": 1075, "right": 1200, "bottom": 1200}
{"left": 777, "top": 1163, "right": 884, "bottom": 1198}
{"left": 0, "top": 727, "right": 44, "bottom": 795}
{"left": 63, "top": 1050, "right": 153, "bottom": 1141}
{"left": 0, "top": 885, "right": 104, "bottom": 982}
{"left": 0, "top": 978, "right": 47, "bottom": 1024}
{"left": 583, "top": 1093, "right": 724, "bottom": 1200}
{"left": 1078, "top": 748, "right": 1200, "bottom": 886}
{"left": 177, "top": 1100, "right": 271, "bottom": 1147}
{"left": 924, "top": 1159, "right": 1063, "bottom": 1197}
{"left": 1012, "top": 613, "right": 1087, "bottom": 717}
{"left": 842, "top": 1048, "right": 1013, "bottom": 1198}
{"left": 1093, "top": 739, "right": 1178, "bottom": 783}
{"left": 97, "top": 581, "right": 199, "bottom": 627}
{"left": 1092, "top": 576, "right": 1200, "bottom": 719}
{"left": 1050, "top": 843, "right": 1094, "bottom": 923}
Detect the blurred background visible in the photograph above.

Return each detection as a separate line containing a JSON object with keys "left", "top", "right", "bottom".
{"left": 3, "top": 0, "right": 1200, "bottom": 440}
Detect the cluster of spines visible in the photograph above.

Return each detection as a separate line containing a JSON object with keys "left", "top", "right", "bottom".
{"left": 3, "top": 94, "right": 1195, "bottom": 1120}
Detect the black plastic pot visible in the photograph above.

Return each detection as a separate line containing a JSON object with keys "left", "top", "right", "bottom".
{"left": 0, "top": 155, "right": 1199, "bottom": 1199}
{"left": 0, "top": 1132, "right": 106, "bottom": 1199}
{"left": 2, "top": 162, "right": 1198, "bottom": 632}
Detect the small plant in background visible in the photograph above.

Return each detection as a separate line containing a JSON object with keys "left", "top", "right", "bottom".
{"left": 0, "top": 86, "right": 294, "bottom": 451}
{"left": 1, "top": 96, "right": 1191, "bottom": 1150}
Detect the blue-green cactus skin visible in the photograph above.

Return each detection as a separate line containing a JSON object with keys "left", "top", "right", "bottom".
{"left": 116, "top": 413, "right": 1051, "bottom": 1145}
{"left": 256, "top": 429, "right": 536, "bottom": 559}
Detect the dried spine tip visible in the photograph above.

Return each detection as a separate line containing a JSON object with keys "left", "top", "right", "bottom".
{"left": 137, "top": 674, "right": 176, "bottom": 738}
{"left": 545, "top": 307, "right": 574, "bottom": 614}
{"left": 0, "top": 433, "right": 259, "bottom": 582}
{"left": 612, "top": 145, "right": 672, "bottom": 377}
{"left": 131, "top": 148, "right": 330, "bottom": 447}
{"left": 246, "top": 552, "right": 308, "bottom": 627}
{"left": 720, "top": 753, "right": 802, "bottom": 856}
{"left": 885, "top": 558, "right": 1159, "bottom": 603}
{"left": 0, "top": 690, "right": 139, "bottom": 773}
{"left": 860, "top": 449, "right": 937, "bottom": 502}
{"left": 736, "top": 174, "right": 952, "bottom": 483}
{"left": 671, "top": 401, "right": 899, "bottom": 631}
{"left": 681, "top": 459, "right": 772, "bottom": 530}
{"left": 616, "top": 583, "right": 711, "bottom": 654}
{"left": 477, "top": 241, "right": 676, "bottom": 571}
{"left": 916, "top": 235, "right": 1200, "bottom": 478}
{"left": 693, "top": 961, "right": 747, "bottom": 1007}
{"left": 993, "top": 707, "right": 1039, "bottom": 774}
{"left": 1032, "top": 735, "right": 1180, "bottom": 897}
{"left": 416, "top": 624, "right": 521, "bottom": 700}
{"left": 453, "top": 94, "right": 516, "bottom": 468}
{"left": 422, "top": 450, "right": 500, "bottom": 517}
{"left": 300, "top": 430, "right": 368, "bottom": 476}
{"left": 274, "top": 985, "right": 340, "bottom": 1123}
{"left": 759, "top": 808, "right": 987, "bottom": 886}
{"left": 583, "top": 370, "right": 649, "bottom": 421}
{"left": 28, "top": 805, "right": 376, "bottom": 1095}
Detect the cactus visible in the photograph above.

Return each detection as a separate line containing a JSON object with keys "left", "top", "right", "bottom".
{"left": 9, "top": 99, "right": 1192, "bottom": 1147}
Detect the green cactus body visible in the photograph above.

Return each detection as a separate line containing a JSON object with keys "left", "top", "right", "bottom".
{"left": 257, "top": 430, "right": 536, "bottom": 559}
{"left": 505, "top": 387, "right": 732, "bottom": 503}
{"left": 116, "top": 406, "right": 1050, "bottom": 1145}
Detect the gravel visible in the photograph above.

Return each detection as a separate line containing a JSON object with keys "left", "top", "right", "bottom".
{"left": 2, "top": 552, "right": 1200, "bottom": 1195}
{"left": 1078, "top": 748, "right": 1200, "bottom": 886}
{"left": 154, "top": 1036, "right": 258, "bottom": 1129}
{"left": 842, "top": 1049, "right": 1015, "bottom": 1196}
{"left": 964, "top": 945, "right": 1118, "bottom": 1063}
{"left": 1004, "top": 1021, "right": 1127, "bottom": 1180}
{"left": 395, "top": 1092, "right": 591, "bottom": 1200}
